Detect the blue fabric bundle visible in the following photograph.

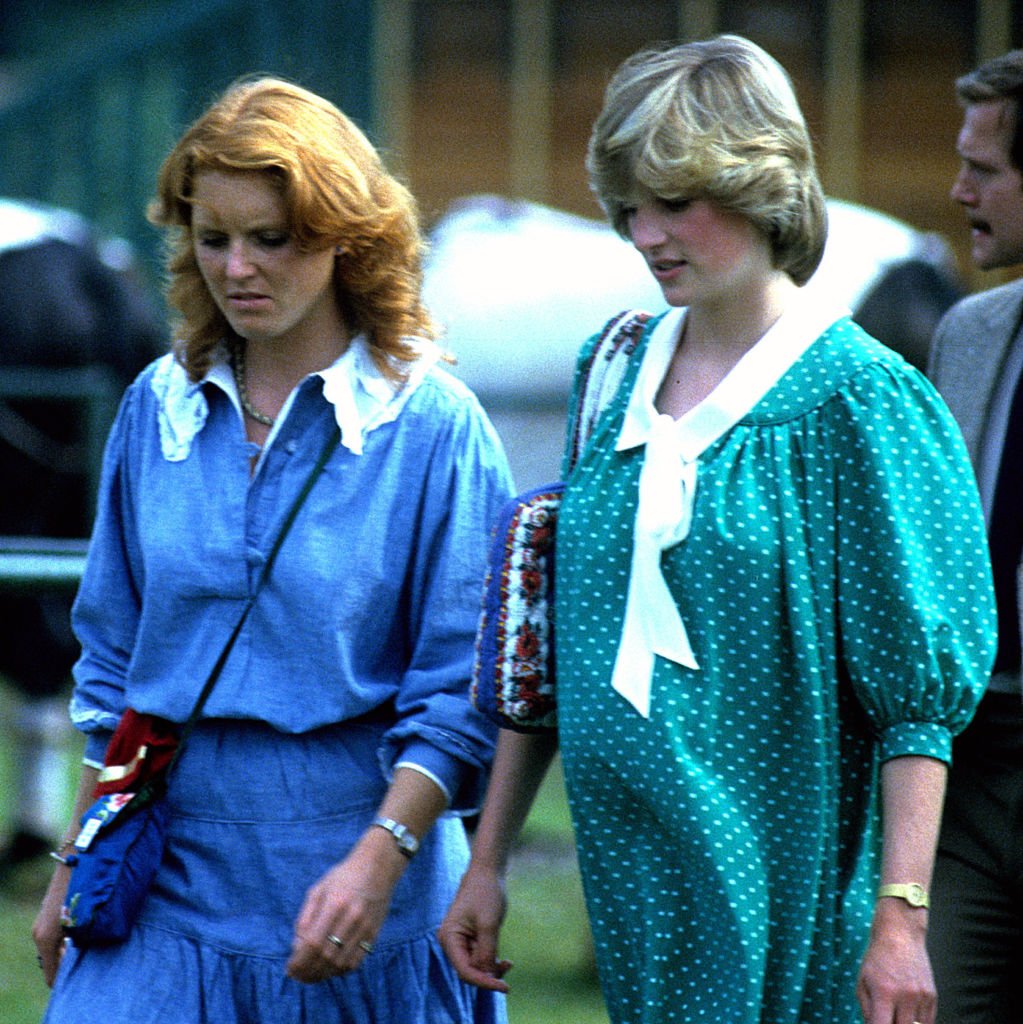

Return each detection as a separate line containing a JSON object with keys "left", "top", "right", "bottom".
{"left": 61, "top": 783, "right": 172, "bottom": 946}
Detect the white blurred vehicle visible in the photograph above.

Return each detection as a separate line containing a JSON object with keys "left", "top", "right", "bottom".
{"left": 424, "top": 194, "right": 963, "bottom": 488}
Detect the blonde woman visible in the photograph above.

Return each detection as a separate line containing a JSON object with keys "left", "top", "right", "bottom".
{"left": 440, "top": 36, "right": 994, "bottom": 1024}
{"left": 34, "top": 76, "right": 512, "bottom": 1023}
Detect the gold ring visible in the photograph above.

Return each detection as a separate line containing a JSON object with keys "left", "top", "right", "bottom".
{"left": 358, "top": 940, "right": 374, "bottom": 954}
{"left": 326, "top": 933, "right": 344, "bottom": 949}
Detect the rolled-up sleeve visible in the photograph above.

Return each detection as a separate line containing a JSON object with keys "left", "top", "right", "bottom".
{"left": 69, "top": 384, "right": 145, "bottom": 764}
{"left": 378, "top": 384, "right": 514, "bottom": 811}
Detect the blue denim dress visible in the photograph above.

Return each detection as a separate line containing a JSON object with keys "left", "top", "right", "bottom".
{"left": 46, "top": 721, "right": 503, "bottom": 1023}
{"left": 45, "top": 341, "right": 513, "bottom": 1023}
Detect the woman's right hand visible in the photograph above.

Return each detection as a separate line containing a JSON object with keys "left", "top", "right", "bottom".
{"left": 32, "top": 863, "right": 72, "bottom": 987}
{"left": 438, "top": 863, "right": 513, "bottom": 993}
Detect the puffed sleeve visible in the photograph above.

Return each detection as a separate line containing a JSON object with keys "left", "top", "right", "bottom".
{"left": 830, "top": 359, "right": 996, "bottom": 762}
{"left": 68, "top": 377, "right": 147, "bottom": 765}
{"left": 378, "top": 377, "right": 515, "bottom": 812}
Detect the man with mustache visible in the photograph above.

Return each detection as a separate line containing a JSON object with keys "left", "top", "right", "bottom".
{"left": 927, "top": 48, "right": 1023, "bottom": 1024}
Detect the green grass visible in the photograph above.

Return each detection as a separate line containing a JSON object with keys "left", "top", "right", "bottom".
{"left": 503, "top": 866, "right": 609, "bottom": 1023}
{"left": 0, "top": 684, "right": 69, "bottom": 1023}
{"left": 500, "top": 761, "right": 610, "bottom": 1024}
{"left": 1, "top": 891, "right": 51, "bottom": 1023}
{"left": 0, "top": 690, "right": 607, "bottom": 1024}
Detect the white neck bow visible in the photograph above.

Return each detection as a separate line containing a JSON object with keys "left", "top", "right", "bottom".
{"left": 610, "top": 293, "right": 847, "bottom": 718}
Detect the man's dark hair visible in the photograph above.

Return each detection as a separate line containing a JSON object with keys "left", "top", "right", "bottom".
{"left": 957, "top": 49, "right": 1023, "bottom": 172}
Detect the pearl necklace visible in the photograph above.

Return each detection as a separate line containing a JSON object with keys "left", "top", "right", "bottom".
{"left": 231, "top": 343, "right": 276, "bottom": 427}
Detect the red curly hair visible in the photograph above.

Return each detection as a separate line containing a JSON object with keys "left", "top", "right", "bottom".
{"left": 147, "top": 75, "right": 437, "bottom": 383}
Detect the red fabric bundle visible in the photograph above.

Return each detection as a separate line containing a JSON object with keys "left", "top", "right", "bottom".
{"left": 92, "top": 709, "right": 180, "bottom": 797}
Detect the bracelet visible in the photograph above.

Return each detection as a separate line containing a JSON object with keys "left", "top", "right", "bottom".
{"left": 371, "top": 816, "right": 420, "bottom": 859}
{"left": 876, "top": 883, "right": 929, "bottom": 908}
{"left": 49, "top": 835, "right": 78, "bottom": 866}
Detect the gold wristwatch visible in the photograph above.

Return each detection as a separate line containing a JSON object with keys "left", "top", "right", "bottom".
{"left": 876, "top": 883, "right": 929, "bottom": 908}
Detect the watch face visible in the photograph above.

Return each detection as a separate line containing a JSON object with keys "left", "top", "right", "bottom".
{"left": 906, "top": 884, "right": 926, "bottom": 907}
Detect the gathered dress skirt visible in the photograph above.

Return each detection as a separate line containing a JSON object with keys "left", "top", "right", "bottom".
{"left": 43, "top": 717, "right": 505, "bottom": 1024}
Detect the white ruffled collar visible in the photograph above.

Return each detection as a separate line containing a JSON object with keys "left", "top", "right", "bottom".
{"left": 151, "top": 334, "right": 440, "bottom": 463}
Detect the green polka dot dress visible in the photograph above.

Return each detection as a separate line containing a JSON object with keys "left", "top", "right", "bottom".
{"left": 555, "top": 311, "right": 996, "bottom": 1024}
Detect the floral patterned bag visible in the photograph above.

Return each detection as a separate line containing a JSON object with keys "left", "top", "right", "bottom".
{"left": 471, "top": 310, "right": 650, "bottom": 732}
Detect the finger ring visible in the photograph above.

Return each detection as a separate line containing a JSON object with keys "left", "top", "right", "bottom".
{"left": 326, "top": 933, "right": 344, "bottom": 949}
{"left": 358, "top": 940, "right": 374, "bottom": 954}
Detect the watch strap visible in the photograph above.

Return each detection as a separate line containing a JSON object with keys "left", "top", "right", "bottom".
{"left": 876, "top": 882, "right": 929, "bottom": 908}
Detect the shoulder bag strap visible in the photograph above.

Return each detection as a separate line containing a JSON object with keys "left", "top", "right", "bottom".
{"left": 567, "top": 309, "right": 651, "bottom": 473}
{"left": 171, "top": 423, "right": 341, "bottom": 756}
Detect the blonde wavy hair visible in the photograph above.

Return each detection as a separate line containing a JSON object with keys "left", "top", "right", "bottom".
{"left": 148, "top": 75, "right": 436, "bottom": 382}
{"left": 587, "top": 35, "right": 827, "bottom": 286}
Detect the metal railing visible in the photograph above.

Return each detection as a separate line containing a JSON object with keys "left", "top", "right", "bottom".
{"left": 0, "top": 365, "right": 122, "bottom": 592}
{"left": 0, "top": 537, "right": 89, "bottom": 593}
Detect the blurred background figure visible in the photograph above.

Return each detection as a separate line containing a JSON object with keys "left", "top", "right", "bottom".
{"left": 926, "top": 47, "right": 1023, "bottom": 1024}
{"left": 0, "top": 197, "right": 165, "bottom": 882}
{"left": 424, "top": 193, "right": 965, "bottom": 489}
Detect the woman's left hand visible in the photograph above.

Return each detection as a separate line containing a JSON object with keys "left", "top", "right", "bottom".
{"left": 855, "top": 890, "right": 935, "bottom": 1023}
{"left": 286, "top": 829, "right": 405, "bottom": 983}
{"left": 856, "top": 755, "right": 945, "bottom": 1024}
